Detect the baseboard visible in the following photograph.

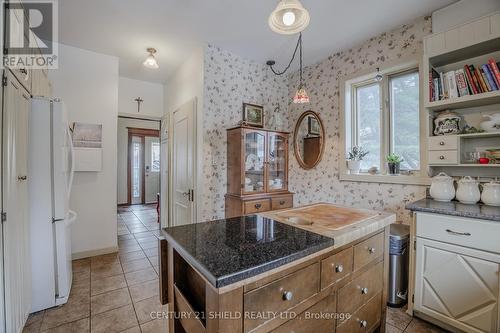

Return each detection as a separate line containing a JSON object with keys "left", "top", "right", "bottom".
{"left": 117, "top": 203, "right": 129, "bottom": 207}
{"left": 72, "top": 245, "right": 119, "bottom": 260}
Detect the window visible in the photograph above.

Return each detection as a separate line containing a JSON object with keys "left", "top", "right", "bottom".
{"left": 151, "top": 141, "right": 160, "bottom": 172}
{"left": 346, "top": 65, "right": 421, "bottom": 175}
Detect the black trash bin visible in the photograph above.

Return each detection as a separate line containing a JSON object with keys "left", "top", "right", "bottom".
{"left": 388, "top": 223, "right": 410, "bottom": 307}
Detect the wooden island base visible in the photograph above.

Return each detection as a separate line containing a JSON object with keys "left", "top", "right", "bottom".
{"left": 159, "top": 226, "right": 390, "bottom": 333}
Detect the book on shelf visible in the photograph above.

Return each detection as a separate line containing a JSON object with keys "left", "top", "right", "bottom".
{"left": 455, "top": 69, "right": 469, "bottom": 97}
{"left": 488, "top": 59, "right": 500, "bottom": 87}
{"left": 482, "top": 64, "right": 498, "bottom": 91}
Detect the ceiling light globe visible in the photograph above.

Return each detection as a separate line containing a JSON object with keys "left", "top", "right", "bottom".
{"left": 282, "top": 11, "right": 296, "bottom": 26}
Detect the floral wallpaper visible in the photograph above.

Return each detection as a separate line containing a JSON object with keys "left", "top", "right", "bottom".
{"left": 200, "top": 16, "right": 432, "bottom": 224}
{"left": 201, "top": 44, "right": 289, "bottom": 220}
{"left": 287, "top": 16, "right": 432, "bottom": 224}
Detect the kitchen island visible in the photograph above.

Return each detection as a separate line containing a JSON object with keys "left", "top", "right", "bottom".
{"left": 159, "top": 203, "right": 395, "bottom": 333}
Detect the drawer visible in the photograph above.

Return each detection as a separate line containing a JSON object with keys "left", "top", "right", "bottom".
{"left": 353, "top": 233, "right": 384, "bottom": 271}
{"left": 337, "top": 292, "right": 382, "bottom": 333}
{"left": 271, "top": 196, "right": 293, "bottom": 210}
{"left": 321, "top": 247, "right": 353, "bottom": 289}
{"left": 244, "top": 199, "right": 271, "bottom": 215}
{"left": 428, "top": 150, "right": 458, "bottom": 165}
{"left": 338, "top": 261, "right": 383, "bottom": 316}
{"left": 416, "top": 212, "right": 500, "bottom": 254}
{"left": 429, "top": 136, "right": 458, "bottom": 151}
{"left": 271, "top": 294, "right": 336, "bottom": 333}
{"left": 244, "top": 263, "right": 320, "bottom": 332}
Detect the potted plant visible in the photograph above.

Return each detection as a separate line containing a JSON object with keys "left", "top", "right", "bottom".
{"left": 346, "top": 146, "right": 369, "bottom": 174}
{"left": 386, "top": 153, "right": 403, "bottom": 175}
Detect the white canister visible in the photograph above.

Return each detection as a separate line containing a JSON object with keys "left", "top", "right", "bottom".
{"left": 481, "top": 181, "right": 500, "bottom": 206}
{"left": 430, "top": 172, "right": 455, "bottom": 202}
{"left": 456, "top": 176, "right": 481, "bottom": 204}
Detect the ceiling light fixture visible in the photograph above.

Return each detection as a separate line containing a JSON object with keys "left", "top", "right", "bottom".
{"left": 143, "top": 48, "right": 159, "bottom": 69}
{"left": 266, "top": 32, "right": 309, "bottom": 104}
{"left": 268, "top": 0, "right": 310, "bottom": 35}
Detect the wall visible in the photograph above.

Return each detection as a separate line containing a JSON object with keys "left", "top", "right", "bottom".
{"left": 50, "top": 44, "right": 119, "bottom": 257}
{"left": 118, "top": 77, "right": 164, "bottom": 118}
{"left": 286, "top": 17, "right": 432, "bottom": 224}
{"left": 201, "top": 44, "right": 289, "bottom": 220}
{"left": 117, "top": 118, "right": 160, "bottom": 205}
{"left": 432, "top": 0, "right": 500, "bottom": 33}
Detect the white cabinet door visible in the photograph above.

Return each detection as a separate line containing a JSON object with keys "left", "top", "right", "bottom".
{"left": 2, "top": 71, "right": 31, "bottom": 333}
{"left": 415, "top": 238, "right": 500, "bottom": 333}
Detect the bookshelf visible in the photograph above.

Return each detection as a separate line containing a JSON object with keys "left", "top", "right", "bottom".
{"left": 423, "top": 11, "right": 500, "bottom": 178}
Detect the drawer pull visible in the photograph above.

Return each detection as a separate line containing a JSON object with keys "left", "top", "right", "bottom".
{"left": 368, "top": 247, "right": 375, "bottom": 254}
{"left": 361, "top": 287, "right": 368, "bottom": 295}
{"left": 439, "top": 141, "right": 445, "bottom": 146}
{"left": 360, "top": 320, "right": 368, "bottom": 328}
{"left": 17, "top": 175, "right": 27, "bottom": 181}
{"left": 279, "top": 200, "right": 286, "bottom": 205}
{"left": 254, "top": 204, "right": 262, "bottom": 209}
{"left": 446, "top": 229, "right": 471, "bottom": 236}
{"left": 282, "top": 291, "right": 293, "bottom": 301}
{"left": 439, "top": 155, "right": 445, "bottom": 160}
{"left": 335, "top": 264, "right": 343, "bottom": 273}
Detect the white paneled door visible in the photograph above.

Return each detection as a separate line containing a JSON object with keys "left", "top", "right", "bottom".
{"left": 415, "top": 238, "right": 500, "bottom": 333}
{"left": 2, "top": 71, "right": 31, "bottom": 333}
{"left": 171, "top": 99, "right": 196, "bottom": 226}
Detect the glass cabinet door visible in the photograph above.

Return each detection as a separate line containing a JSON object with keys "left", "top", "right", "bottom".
{"left": 267, "top": 133, "right": 287, "bottom": 192}
{"left": 243, "top": 130, "right": 266, "bottom": 194}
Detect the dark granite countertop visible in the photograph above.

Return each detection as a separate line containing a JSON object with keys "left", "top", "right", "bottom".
{"left": 161, "top": 215, "right": 335, "bottom": 288}
{"left": 406, "top": 198, "right": 500, "bottom": 222}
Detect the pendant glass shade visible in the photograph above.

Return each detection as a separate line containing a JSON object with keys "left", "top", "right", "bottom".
{"left": 293, "top": 87, "right": 310, "bottom": 104}
{"left": 143, "top": 48, "right": 159, "bottom": 69}
{"left": 268, "top": 0, "right": 310, "bottom": 35}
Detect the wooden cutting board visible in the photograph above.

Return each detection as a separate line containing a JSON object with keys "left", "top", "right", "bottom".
{"left": 273, "top": 203, "right": 379, "bottom": 231}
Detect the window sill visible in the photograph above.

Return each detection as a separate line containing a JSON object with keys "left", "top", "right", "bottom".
{"left": 339, "top": 172, "right": 431, "bottom": 186}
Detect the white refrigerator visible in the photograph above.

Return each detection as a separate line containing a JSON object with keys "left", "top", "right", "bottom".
{"left": 28, "top": 97, "right": 77, "bottom": 312}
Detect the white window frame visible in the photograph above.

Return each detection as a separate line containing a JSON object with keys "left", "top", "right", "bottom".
{"left": 340, "top": 57, "right": 430, "bottom": 186}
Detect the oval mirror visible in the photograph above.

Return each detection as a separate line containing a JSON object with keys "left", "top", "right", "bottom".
{"left": 293, "top": 111, "right": 325, "bottom": 169}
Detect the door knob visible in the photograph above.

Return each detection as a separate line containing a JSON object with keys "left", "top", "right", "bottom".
{"left": 254, "top": 204, "right": 262, "bottom": 209}
{"left": 360, "top": 320, "right": 367, "bottom": 328}
{"left": 361, "top": 287, "right": 368, "bottom": 294}
{"left": 368, "top": 247, "right": 375, "bottom": 254}
{"left": 335, "top": 264, "right": 343, "bottom": 273}
{"left": 282, "top": 291, "right": 293, "bottom": 301}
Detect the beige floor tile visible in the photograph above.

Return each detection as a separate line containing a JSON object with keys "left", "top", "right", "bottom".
{"left": 91, "top": 262, "right": 123, "bottom": 280}
{"left": 91, "top": 304, "right": 138, "bottom": 333}
{"left": 91, "top": 287, "right": 131, "bottom": 315}
{"left": 405, "top": 318, "right": 448, "bottom": 333}
{"left": 125, "top": 268, "right": 158, "bottom": 286}
{"left": 119, "top": 244, "right": 143, "bottom": 254}
{"left": 73, "top": 269, "right": 91, "bottom": 286}
{"left": 140, "top": 241, "right": 158, "bottom": 250}
{"left": 91, "top": 274, "right": 127, "bottom": 296}
{"left": 387, "top": 306, "right": 412, "bottom": 330}
{"left": 119, "top": 250, "right": 147, "bottom": 263}
{"left": 133, "top": 296, "right": 166, "bottom": 324}
{"left": 120, "top": 327, "right": 141, "bottom": 333}
{"left": 144, "top": 248, "right": 158, "bottom": 258}
{"left": 118, "top": 234, "right": 135, "bottom": 241}
{"left": 137, "top": 236, "right": 157, "bottom": 244}
{"left": 148, "top": 256, "right": 159, "bottom": 266}
{"left": 40, "top": 294, "right": 90, "bottom": 330}
{"left": 133, "top": 231, "right": 154, "bottom": 240}
{"left": 122, "top": 258, "right": 152, "bottom": 273}
{"left": 26, "top": 310, "right": 45, "bottom": 327}
{"left": 386, "top": 324, "right": 403, "bottom": 333}
{"left": 118, "top": 239, "right": 139, "bottom": 247}
{"left": 91, "top": 253, "right": 120, "bottom": 268}
{"left": 72, "top": 258, "right": 91, "bottom": 273}
{"left": 117, "top": 229, "right": 130, "bottom": 236}
{"left": 41, "top": 317, "right": 89, "bottom": 332}
{"left": 140, "top": 318, "right": 169, "bottom": 333}
{"left": 129, "top": 279, "right": 159, "bottom": 302}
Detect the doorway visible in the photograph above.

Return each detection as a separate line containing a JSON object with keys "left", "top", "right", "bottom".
{"left": 127, "top": 127, "right": 160, "bottom": 205}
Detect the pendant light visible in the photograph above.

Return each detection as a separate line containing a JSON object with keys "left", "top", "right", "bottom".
{"left": 266, "top": 32, "right": 309, "bottom": 104}
{"left": 268, "top": 0, "right": 310, "bottom": 35}
{"left": 143, "top": 48, "right": 159, "bottom": 69}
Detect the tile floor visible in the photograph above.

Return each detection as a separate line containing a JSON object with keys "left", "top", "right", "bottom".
{"left": 23, "top": 203, "right": 448, "bottom": 333}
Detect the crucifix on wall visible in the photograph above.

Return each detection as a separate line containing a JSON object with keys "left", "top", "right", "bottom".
{"left": 134, "top": 97, "right": 144, "bottom": 113}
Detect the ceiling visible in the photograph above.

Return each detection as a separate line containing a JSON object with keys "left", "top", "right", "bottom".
{"left": 58, "top": 0, "right": 457, "bottom": 84}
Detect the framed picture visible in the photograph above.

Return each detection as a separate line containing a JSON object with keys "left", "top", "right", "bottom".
{"left": 243, "top": 103, "right": 264, "bottom": 128}
{"left": 308, "top": 116, "right": 320, "bottom": 136}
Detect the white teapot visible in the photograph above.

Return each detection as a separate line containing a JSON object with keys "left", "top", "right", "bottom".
{"left": 481, "top": 180, "right": 500, "bottom": 206}
{"left": 430, "top": 172, "right": 455, "bottom": 202}
{"left": 456, "top": 176, "right": 480, "bottom": 204}
{"left": 479, "top": 113, "right": 500, "bottom": 133}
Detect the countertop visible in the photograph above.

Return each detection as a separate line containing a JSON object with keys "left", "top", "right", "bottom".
{"left": 161, "top": 215, "right": 335, "bottom": 288}
{"left": 406, "top": 198, "right": 500, "bottom": 222}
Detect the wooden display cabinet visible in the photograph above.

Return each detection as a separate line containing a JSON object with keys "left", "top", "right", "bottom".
{"left": 225, "top": 126, "right": 293, "bottom": 218}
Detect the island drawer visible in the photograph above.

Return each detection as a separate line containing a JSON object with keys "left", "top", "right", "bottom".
{"left": 271, "top": 294, "right": 336, "bottom": 333}
{"left": 336, "top": 292, "right": 382, "bottom": 333}
{"left": 321, "top": 247, "right": 353, "bottom": 289}
{"left": 428, "top": 136, "right": 458, "bottom": 151}
{"left": 337, "top": 261, "right": 383, "bottom": 316}
{"left": 244, "top": 199, "right": 271, "bottom": 214}
{"left": 428, "top": 150, "right": 458, "bottom": 165}
{"left": 353, "top": 232, "right": 384, "bottom": 271}
{"left": 271, "top": 195, "right": 293, "bottom": 210}
{"left": 244, "top": 263, "right": 320, "bottom": 332}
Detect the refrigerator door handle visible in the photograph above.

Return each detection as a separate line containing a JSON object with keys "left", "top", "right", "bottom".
{"left": 66, "top": 126, "right": 75, "bottom": 198}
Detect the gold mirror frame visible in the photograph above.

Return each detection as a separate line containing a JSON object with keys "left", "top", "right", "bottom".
{"left": 293, "top": 110, "right": 325, "bottom": 169}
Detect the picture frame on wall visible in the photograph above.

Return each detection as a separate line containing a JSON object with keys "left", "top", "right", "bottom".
{"left": 242, "top": 103, "right": 264, "bottom": 128}
{"left": 308, "top": 115, "right": 320, "bottom": 136}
